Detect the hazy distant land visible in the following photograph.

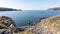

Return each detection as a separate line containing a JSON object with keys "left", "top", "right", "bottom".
{"left": 48, "top": 7, "right": 60, "bottom": 10}
{"left": 0, "top": 7, "right": 21, "bottom": 11}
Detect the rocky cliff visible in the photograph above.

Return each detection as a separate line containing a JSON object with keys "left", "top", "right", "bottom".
{"left": 20, "top": 15, "right": 60, "bottom": 34}
{"left": 0, "top": 16, "right": 24, "bottom": 34}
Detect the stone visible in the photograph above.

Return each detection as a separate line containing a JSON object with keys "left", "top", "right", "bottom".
{"left": 0, "top": 16, "right": 21, "bottom": 34}
{"left": 22, "top": 15, "right": 60, "bottom": 34}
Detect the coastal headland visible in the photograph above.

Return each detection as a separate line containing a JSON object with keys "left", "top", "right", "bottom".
{"left": 0, "top": 7, "right": 21, "bottom": 11}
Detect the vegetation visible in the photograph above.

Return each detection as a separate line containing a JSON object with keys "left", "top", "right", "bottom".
{"left": 1, "top": 15, "right": 60, "bottom": 34}
{"left": 20, "top": 15, "right": 60, "bottom": 34}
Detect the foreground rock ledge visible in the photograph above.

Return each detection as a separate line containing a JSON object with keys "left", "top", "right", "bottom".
{"left": 20, "top": 15, "right": 60, "bottom": 34}
{"left": 0, "top": 16, "right": 22, "bottom": 34}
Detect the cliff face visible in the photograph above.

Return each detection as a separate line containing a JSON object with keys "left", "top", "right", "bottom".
{"left": 20, "top": 15, "right": 60, "bottom": 34}
{"left": 48, "top": 7, "right": 60, "bottom": 10}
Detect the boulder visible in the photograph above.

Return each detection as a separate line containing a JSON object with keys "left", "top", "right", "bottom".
{"left": 0, "top": 16, "right": 20, "bottom": 34}
{"left": 0, "top": 29, "right": 12, "bottom": 34}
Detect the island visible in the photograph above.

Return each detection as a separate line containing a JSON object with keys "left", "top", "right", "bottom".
{"left": 48, "top": 7, "right": 60, "bottom": 10}
{"left": 0, "top": 7, "right": 21, "bottom": 11}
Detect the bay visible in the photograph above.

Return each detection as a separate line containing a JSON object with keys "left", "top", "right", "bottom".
{"left": 0, "top": 10, "right": 60, "bottom": 26}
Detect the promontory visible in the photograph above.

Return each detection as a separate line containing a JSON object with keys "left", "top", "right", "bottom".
{"left": 0, "top": 7, "right": 21, "bottom": 11}
{"left": 48, "top": 7, "right": 60, "bottom": 10}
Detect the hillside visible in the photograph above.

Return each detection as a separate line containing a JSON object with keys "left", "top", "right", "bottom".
{"left": 0, "top": 7, "right": 21, "bottom": 11}
{"left": 48, "top": 7, "right": 60, "bottom": 10}
{"left": 0, "top": 16, "right": 24, "bottom": 34}
{"left": 1, "top": 15, "right": 60, "bottom": 34}
{"left": 20, "top": 15, "right": 60, "bottom": 34}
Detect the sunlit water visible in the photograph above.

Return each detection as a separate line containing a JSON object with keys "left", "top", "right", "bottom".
{"left": 0, "top": 10, "right": 60, "bottom": 26}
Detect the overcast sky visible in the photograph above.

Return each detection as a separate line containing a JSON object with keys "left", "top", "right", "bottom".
{"left": 0, "top": 0, "right": 60, "bottom": 10}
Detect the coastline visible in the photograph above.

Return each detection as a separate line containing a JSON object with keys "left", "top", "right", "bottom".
{"left": 0, "top": 7, "right": 21, "bottom": 11}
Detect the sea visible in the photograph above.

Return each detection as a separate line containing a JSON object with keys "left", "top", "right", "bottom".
{"left": 0, "top": 10, "right": 60, "bottom": 26}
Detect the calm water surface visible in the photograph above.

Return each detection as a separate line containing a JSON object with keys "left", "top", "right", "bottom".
{"left": 0, "top": 10, "right": 60, "bottom": 26}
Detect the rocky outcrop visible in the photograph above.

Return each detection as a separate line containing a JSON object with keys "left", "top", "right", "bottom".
{"left": 0, "top": 16, "right": 23, "bottom": 34}
{"left": 32, "top": 15, "right": 60, "bottom": 34}
{"left": 20, "top": 15, "right": 60, "bottom": 34}
{"left": 40, "top": 15, "right": 60, "bottom": 34}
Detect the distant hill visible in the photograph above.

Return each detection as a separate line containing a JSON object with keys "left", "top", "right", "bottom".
{"left": 0, "top": 7, "right": 21, "bottom": 11}
{"left": 48, "top": 7, "right": 60, "bottom": 10}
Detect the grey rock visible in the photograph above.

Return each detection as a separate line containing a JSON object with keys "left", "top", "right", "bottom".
{"left": 0, "top": 29, "right": 12, "bottom": 34}
{"left": 0, "top": 16, "right": 21, "bottom": 34}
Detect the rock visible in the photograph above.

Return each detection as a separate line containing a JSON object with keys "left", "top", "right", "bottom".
{"left": 0, "top": 29, "right": 12, "bottom": 34}
{"left": 22, "top": 15, "right": 60, "bottom": 34}
{"left": 34, "top": 15, "right": 60, "bottom": 34}
{"left": 0, "top": 16, "right": 21, "bottom": 34}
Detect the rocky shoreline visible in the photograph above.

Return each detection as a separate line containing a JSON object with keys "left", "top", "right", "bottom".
{"left": 0, "top": 7, "right": 21, "bottom": 11}
{"left": 0, "top": 15, "right": 60, "bottom": 34}
{"left": 20, "top": 15, "right": 60, "bottom": 34}
{"left": 0, "top": 16, "right": 24, "bottom": 34}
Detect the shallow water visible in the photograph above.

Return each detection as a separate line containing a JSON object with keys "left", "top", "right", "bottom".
{"left": 0, "top": 10, "right": 60, "bottom": 26}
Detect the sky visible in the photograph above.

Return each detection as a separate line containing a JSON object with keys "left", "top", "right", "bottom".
{"left": 0, "top": 0, "right": 60, "bottom": 10}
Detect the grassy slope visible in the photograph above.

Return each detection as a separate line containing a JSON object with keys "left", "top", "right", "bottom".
{"left": 19, "top": 15, "right": 60, "bottom": 34}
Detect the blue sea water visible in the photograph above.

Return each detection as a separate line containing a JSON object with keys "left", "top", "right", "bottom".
{"left": 0, "top": 10, "right": 60, "bottom": 26}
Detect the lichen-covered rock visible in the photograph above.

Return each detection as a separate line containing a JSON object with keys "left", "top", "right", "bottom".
{"left": 0, "top": 16, "right": 21, "bottom": 34}
{"left": 0, "top": 29, "right": 12, "bottom": 34}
